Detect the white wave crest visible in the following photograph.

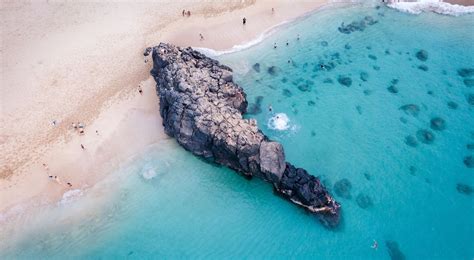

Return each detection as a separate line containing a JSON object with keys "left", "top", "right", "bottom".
{"left": 268, "top": 113, "right": 291, "bottom": 131}
{"left": 58, "top": 189, "right": 83, "bottom": 206}
{"left": 387, "top": 0, "right": 474, "bottom": 16}
{"left": 142, "top": 167, "right": 157, "bottom": 180}
{"left": 193, "top": 20, "right": 290, "bottom": 57}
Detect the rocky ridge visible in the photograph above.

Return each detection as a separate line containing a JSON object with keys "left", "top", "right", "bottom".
{"left": 148, "top": 43, "right": 340, "bottom": 227}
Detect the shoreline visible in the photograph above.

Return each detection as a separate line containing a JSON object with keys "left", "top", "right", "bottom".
{"left": 195, "top": 2, "right": 354, "bottom": 57}
{"left": 2, "top": 0, "right": 472, "bottom": 239}
{"left": 0, "top": 0, "right": 333, "bottom": 223}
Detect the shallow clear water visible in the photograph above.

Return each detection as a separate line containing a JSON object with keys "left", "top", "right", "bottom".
{"left": 2, "top": 4, "right": 473, "bottom": 259}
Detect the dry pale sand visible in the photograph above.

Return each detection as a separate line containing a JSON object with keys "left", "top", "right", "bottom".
{"left": 445, "top": 0, "right": 474, "bottom": 6}
{"left": 0, "top": 0, "right": 332, "bottom": 216}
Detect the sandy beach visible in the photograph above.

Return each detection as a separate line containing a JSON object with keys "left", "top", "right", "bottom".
{"left": 0, "top": 0, "right": 333, "bottom": 218}
{"left": 2, "top": 0, "right": 471, "bottom": 226}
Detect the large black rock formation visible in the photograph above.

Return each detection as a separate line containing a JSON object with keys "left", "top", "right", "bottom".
{"left": 148, "top": 43, "right": 340, "bottom": 227}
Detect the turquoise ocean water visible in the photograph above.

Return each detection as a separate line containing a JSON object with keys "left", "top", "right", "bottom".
{"left": 1, "top": 4, "right": 473, "bottom": 259}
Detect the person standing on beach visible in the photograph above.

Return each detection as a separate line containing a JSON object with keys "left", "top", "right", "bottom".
{"left": 272, "top": 8, "right": 274, "bottom": 14}
{"left": 182, "top": 10, "right": 185, "bottom": 16}
{"left": 81, "top": 144, "right": 85, "bottom": 150}
{"left": 243, "top": 17, "right": 246, "bottom": 25}
{"left": 187, "top": 10, "right": 191, "bottom": 16}
{"left": 138, "top": 85, "right": 143, "bottom": 95}
{"left": 199, "top": 33, "right": 204, "bottom": 41}
{"left": 53, "top": 176, "right": 62, "bottom": 185}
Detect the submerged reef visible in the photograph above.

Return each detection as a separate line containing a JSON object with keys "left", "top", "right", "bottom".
{"left": 415, "top": 49, "right": 428, "bottom": 62}
{"left": 148, "top": 43, "right": 340, "bottom": 227}
{"left": 456, "top": 183, "right": 473, "bottom": 195}
{"left": 338, "top": 16, "right": 378, "bottom": 34}
{"left": 386, "top": 240, "right": 406, "bottom": 260}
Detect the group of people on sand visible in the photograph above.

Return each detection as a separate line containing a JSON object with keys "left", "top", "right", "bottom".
{"left": 42, "top": 163, "right": 73, "bottom": 188}
{"left": 182, "top": 9, "right": 191, "bottom": 17}
{"left": 71, "top": 121, "right": 86, "bottom": 135}
{"left": 43, "top": 68, "right": 148, "bottom": 190}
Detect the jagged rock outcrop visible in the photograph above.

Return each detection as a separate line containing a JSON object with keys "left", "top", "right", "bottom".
{"left": 148, "top": 43, "right": 340, "bottom": 227}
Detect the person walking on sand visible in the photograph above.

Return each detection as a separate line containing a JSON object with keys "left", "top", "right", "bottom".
{"left": 243, "top": 17, "right": 246, "bottom": 25}
{"left": 182, "top": 10, "right": 185, "bottom": 16}
{"left": 187, "top": 10, "right": 191, "bottom": 16}
{"left": 138, "top": 85, "right": 143, "bottom": 95}
{"left": 199, "top": 33, "right": 204, "bottom": 41}
{"left": 53, "top": 176, "right": 62, "bottom": 185}
{"left": 81, "top": 144, "right": 85, "bottom": 150}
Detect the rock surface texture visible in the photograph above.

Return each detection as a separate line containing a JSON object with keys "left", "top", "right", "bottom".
{"left": 149, "top": 43, "right": 340, "bottom": 227}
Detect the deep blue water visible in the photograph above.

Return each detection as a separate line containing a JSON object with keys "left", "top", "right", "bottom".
{"left": 1, "top": 4, "right": 473, "bottom": 259}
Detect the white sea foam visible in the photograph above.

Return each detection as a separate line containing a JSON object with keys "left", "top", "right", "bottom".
{"left": 194, "top": 20, "right": 290, "bottom": 58}
{"left": 58, "top": 189, "right": 83, "bottom": 206}
{"left": 142, "top": 167, "right": 157, "bottom": 180}
{"left": 268, "top": 113, "right": 291, "bottom": 131}
{"left": 387, "top": 0, "right": 474, "bottom": 16}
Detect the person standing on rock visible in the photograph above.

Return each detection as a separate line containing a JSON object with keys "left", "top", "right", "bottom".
{"left": 243, "top": 17, "right": 246, "bottom": 25}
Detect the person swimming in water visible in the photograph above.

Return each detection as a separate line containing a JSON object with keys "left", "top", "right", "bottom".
{"left": 268, "top": 105, "right": 273, "bottom": 112}
{"left": 371, "top": 240, "right": 378, "bottom": 250}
